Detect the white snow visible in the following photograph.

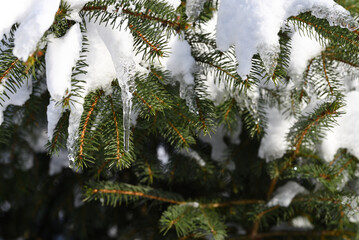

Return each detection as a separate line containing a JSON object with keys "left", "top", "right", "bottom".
{"left": 166, "top": 36, "right": 196, "bottom": 85}
{"left": 46, "top": 24, "right": 82, "bottom": 102}
{"left": 95, "top": 20, "right": 136, "bottom": 152}
{"left": 0, "top": 1, "right": 35, "bottom": 38}
{"left": 258, "top": 107, "right": 294, "bottom": 162}
{"left": 268, "top": 181, "right": 308, "bottom": 207}
{"left": 179, "top": 148, "right": 206, "bottom": 167}
{"left": 343, "top": 196, "right": 359, "bottom": 223}
{"left": 81, "top": 22, "right": 117, "bottom": 93}
{"left": 320, "top": 91, "right": 359, "bottom": 161}
{"left": 157, "top": 145, "right": 170, "bottom": 165}
{"left": 166, "top": 0, "right": 181, "bottom": 9}
{"left": 288, "top": 30, "right": 325, "bottom": 80}
{"left": 65, "top": 0, "right": 90, "bottom": 22}
{"left": 13, "top": 0, "right": 61, "bottom": 61}
{"left": 166, "top": 35, "right": 197, "bottom": 110}
{"left": 65, "top": 0, "right": 90, "bottom": 8}
{"left": 290, "top": 216, "right": 314, "bottom": 229}
{"left": 216, "top": 0, "right": 358, "bottom": 79}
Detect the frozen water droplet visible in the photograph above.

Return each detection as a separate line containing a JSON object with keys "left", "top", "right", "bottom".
{"left": 68, "top": 159, "right": 75, "bottom": 169}
{"left": 257, "top": 43, "right": 280, "bottom": 77}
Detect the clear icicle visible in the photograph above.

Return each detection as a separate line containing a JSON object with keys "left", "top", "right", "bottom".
{"left": 116, "top": 60, "right": 136, "bottom": 152}
{"left": 179, "top": 83, "right": 197, "bottom": 113}
{"left": 257, "top": 43, "right": 280, "bottom": 77}
{"left": 121, "top": 90, "right": 132, "bottom": 152}
{"left": 67, "top": 108, "right": 84, "bottom": 169}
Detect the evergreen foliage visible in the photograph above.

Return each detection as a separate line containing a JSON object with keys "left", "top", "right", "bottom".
{"left": 0, "top": 0, "right": 359, "bottom": 239}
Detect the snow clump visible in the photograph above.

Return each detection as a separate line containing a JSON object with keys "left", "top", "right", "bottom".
{"left": 216, "top": 0, "right": 358, "bottom": 79}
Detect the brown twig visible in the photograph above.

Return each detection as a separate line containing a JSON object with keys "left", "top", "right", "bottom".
{"left": 0, "top": 59, "right": 19, "bottom": 83}
{"left": 79, "top": 93, "right": 101, "bottom": 159}
{"left": 109, "top": 96, "right": 122, "bottom": 163}
{"left": 92, "top": 188, "right": 187, "bottom": 205}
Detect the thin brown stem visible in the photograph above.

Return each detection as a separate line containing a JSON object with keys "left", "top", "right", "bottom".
{"left": 0, "top": 59, "right": 19, "bottom": 83}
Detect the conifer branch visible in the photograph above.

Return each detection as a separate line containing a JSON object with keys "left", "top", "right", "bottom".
{"left": 92, "top": 188, "right": 187, "bottom": 205}
{"left": 293, "top": 109, "right": 337, "bottom": 156}
{"left": 133, "top": 91, "right": 154, "bottom": 110}
{"left": 224, "top": 99, "right": 235, "bottom": 121}
{"left": 167, "top": 121, "right": 187, "bottom": 144}
{"left": 79, "top": 93, "right": 102, "bottom": 159}
{"left": 97, "top": 159, "right": 112, "bottom": 175}
{"left": 173, "top": 108, "right": 195, "bottom": 124}
{"left": 195, "top": 98, "right": 207, "bottom": 131}
{"left": 128, "top": 23, "right": 163, "bottom": 57}
{"left": 299, "top": 57, "right": 314, "bottom": 101}
{"left": 82, "top": 5, "right": 189, "bottom": 30}
{"left": 50, "top": 113, "right": 65, "bottom": 152}
{"left": 326, "top": 55, "right": 359, "bottom": 68}
{"left": 109, "top": 96, "right": 122, "bottom": 162}
{"left": 0, "top": 59, "right": 19, "bottom": 84}
{"left": 198, "top": 59, "right": 241, "bottom": 83}
{"left": 321, "top": 53, "right": 334, "bottom": 95}
{"left": 291, "top": 16, "right": 359, "bottom": 47}
{"left": 251, "top": 206, "right": 280, "bottom": 238}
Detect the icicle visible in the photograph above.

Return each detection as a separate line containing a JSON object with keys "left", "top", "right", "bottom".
{"left": 257, "top": 43, "right": 280, "bottom": 77}
{"left": 116, "top": 60, "right": 136, "bottom": 152}
{"left": 179, "top": 83, "right": 197, "bottom": 113}
{"left": 186, "top": 0, "right": 207, "bottom": 19}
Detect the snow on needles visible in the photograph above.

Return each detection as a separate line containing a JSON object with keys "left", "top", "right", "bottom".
{"left": 288, "top": 30, "right": 325, "bottom": 81}
{"left": 268, "top": 181, "right": 308, "bottom": 207}
{"left": 13, "top": 0, "right": 61, "bottom": 61}
{"left": 46, "top": 24, "right": 82, "bottom": 102}
{"left": 258, "top": 107, "right": 294, "bottom": 162}
{"left": 0, "top": 0, "right": 61, "bottom": 61}
{"left": 216, "top": 0, "right": 358, "bottom": 79}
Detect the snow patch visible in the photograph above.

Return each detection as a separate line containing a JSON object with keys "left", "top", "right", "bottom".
{"left": 157, "top": 145, "right": 170, "bottom": 165}
{"left": 46, "top": 24, "right": 82, "bottom": 102}
{"left": 258, "top": 107, "right": 294, "bottom": 162}
{"left": 288, "top": 29, "right": 325, "bottom": 81}
{"left": 13, "top": 0, "right": 61, "bottom": 61}
{"left": 321, "top": 91, "right": 359, "bottom": 161}
{"left": 166, "top": 36, "right": 197, "bottom": 110}
{"left": 268, "top": 181, "right": 308, "bottom": 207}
